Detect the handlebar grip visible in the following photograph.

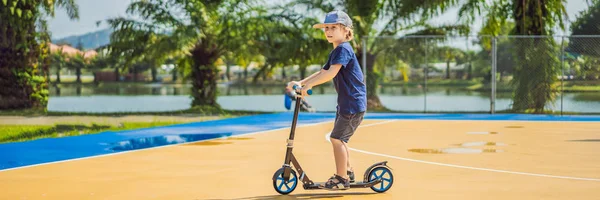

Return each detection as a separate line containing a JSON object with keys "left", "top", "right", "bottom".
{"left": 292, "top": 85, "right": 312, "bottom": 95}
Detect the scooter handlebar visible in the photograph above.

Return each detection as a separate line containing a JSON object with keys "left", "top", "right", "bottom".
{"left": 292, "top": 85, "right": 313, "bottom": 95}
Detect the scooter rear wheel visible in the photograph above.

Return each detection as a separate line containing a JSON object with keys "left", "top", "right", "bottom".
{"left": 272, "top": 168, "right": 298, "bottom": 195}
{"left": 368, "top": 167, "right": 393, "bottom": 193}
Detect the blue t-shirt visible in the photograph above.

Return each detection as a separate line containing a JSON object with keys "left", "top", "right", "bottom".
{"left": 322, "top": 42, "right": 367, "bottom": 115}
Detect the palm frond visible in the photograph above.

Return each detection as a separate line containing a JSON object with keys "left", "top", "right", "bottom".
{"left": 41, "top": 0, "right": 79, "bottom": 19}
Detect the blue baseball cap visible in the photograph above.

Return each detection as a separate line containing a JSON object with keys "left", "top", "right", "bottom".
{"left": 313, "top": 10, "right": 353, "bottom": 29}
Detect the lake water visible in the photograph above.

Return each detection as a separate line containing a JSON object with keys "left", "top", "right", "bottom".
{"left": 46, "top": 84, "right": 600, "bottom": 113}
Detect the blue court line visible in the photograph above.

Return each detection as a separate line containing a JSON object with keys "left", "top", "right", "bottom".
{"left": 0, "top": 112, "right": 598, "bottom": 171}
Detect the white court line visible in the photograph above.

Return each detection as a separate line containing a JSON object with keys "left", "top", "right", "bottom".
{"left": 362, "top": 118, "right": 600, "bottom": 123}
{"left": 325, "top": 119, "right": 600, "bottom": 182}
{"left": 0, "top": 120, "right": 334, "bottom": 173}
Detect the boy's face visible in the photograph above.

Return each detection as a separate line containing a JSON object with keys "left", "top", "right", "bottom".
{"left": 323, "top": 24, "right": 347, "bottom": 43}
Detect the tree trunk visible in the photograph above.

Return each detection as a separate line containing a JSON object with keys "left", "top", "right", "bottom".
{"left": 252, "top": 64, "right": 268, "bottom": 84}
{"left": 172, "top": 67, "right": 178, "bottom": 82}
{"left": 0, "top": 3, "right": 48, "bottom": 109}
{"left": 225, "top": 63, "right": 231, "bottom": 81}
{"left": 56, "top": 65, "right": 61, "bottom": 83}
{"left": 262, "top": 64, "right": 271, "bottom": 81}
{"left": 76, "top": 67, "right": 82, "bottom": 83}
{"left": 467, "top": 63, "right": 472, "bottom": 80}
{"left": 132, "top": 67, "right": 137, "bottom": 82}
{"left": 190, "top": 45, "right": 220, "bottom": 107}
{"left": 510, "top": 0, "right": 558, "bottom": 114}
{"left": 115, "top": 67, "right": 120, "bottom": 82}
{"left": 300, "top": 66, "right": 307, "bottom": 79}
{"left": 446, "top": 60, "right": 451, "bottom": 79}
{"left": 281, "top": 65, "right": 286, "bottom": 80}
{"left": 244, "top": 66, "right": 248, "bottom": 80}
{"left": 151, "top": 66, "right": 157, "bottom": 82}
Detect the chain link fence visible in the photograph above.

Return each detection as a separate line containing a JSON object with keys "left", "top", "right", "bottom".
{"left": 367, "top": 35, "right": 600, "bottom": 114}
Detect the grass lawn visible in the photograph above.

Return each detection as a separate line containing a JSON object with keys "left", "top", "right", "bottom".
{"left": 562, "top": 85, "right": 600, "bottom": 92}
{"left": 0, "top": 121, "right": 187, "bottom": 144}
{"left": 0, "top": 105, "right": 272, "bottom": 117}
{"left": 457, "top": 80, "right": 600, "bottom": 92}
{"left": 0, "top": 104, "right": 263, "bottom": 144}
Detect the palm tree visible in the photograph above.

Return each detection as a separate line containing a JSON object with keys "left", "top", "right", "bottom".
{"left": 0, "top": 0, "right": 79, "bottom": 109}
{"left": 426, "top": 46, "right": 467, "bottom": 79}
{"left": 50, "top": 51, "right": 67, "bottom": 83}
{"left": 458, "top": 0, "right": 568, "bottom": 113}
{"left": 106, "top": 0, "right": 264, "bottom": 108}
{"left": 247, "top": 8, "right": 330, "bottom": 83}
{"left": 65, "top": 54, "right": 86, "bottom": 83}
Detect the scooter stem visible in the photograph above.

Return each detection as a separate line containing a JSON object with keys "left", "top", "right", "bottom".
{"left": 282, "top": 96, "right": 303, "bottom": 180}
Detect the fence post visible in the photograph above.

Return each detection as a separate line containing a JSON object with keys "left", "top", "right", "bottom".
{"left": 560, "top": 36, "right": 565, "bottom": 116}
{"left": 424, "top": 38, "right": 428, "bottom": 113}
{"left": 362, "top": 36, "right": 367, "bottom": 83}
{"left": 491, "top": 36, "right": 497, "bottom": 114}
{"left": 361, "top": 36, "right": 368, "bottom": 105}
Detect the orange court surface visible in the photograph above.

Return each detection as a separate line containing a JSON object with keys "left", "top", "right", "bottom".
{"left": 0, "top": 113, "right": 599, "bottom": 200}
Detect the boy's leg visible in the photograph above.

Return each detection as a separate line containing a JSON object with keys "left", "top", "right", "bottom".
{"left": 342, "top": 141, "right": 352, "bottom": 172}
{"left": 341, "top": 141, "right": 356, "bottom": 183}
{"left": 324, "top": 111, "right": 364, "bottom": 189}
{"left": 330, "top": 138, "right": 348, "bottom": 179}
{"left": 341, "top": 112, "right": 364, "bottom": 177}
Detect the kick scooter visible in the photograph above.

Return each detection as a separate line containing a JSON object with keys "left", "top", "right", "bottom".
{"left": 272, "top": 85, "right": 394, "bottom": 195}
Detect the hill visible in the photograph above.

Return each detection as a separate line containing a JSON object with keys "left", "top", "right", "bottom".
{"left": 52, "top": 28, "right": 112, "bottom": 50}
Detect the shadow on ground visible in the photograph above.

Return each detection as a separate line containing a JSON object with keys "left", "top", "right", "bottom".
{"left": 203, "top": 192, "right": 378, "bottom": 200}
{"left": 566, "top": 139, "right": 600, "bottom": 142}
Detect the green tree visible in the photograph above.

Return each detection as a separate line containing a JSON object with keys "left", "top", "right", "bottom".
{"left": 434, "top": 46, "right": 467, "bottom": 79}
{"left": 288, "top": 0, "right": 464, "bottom": 110}
{"left": 0, "top": 0, "right": 78, "bottom": 109}
{"left": 65, "top": 54, "right": 86, "bottom": 83}
{"left": 49, "top": 51, "right": 66, "bottom": 83}
{"left": 570, "top": 0, "right": 600, "bottom": 40}
{"left": 469, "top": 21, "right": 516, "bottom": 82}
{"left": 107, "top": 0, "right": 262, "bottom": 108}
{"left": 567, "top": 0, "right": 600, "bottom": 80}
{"left": 459, "top": 0, "right": 567, "bottom": 113}
{"left": 231, "top": 44, "right": 263, "bottom": 82}
{"left": 244, "top": 11, "right": 306, "bottom": 83}
{"left": 248, "top": 8, "right": 330, "bottom": 83}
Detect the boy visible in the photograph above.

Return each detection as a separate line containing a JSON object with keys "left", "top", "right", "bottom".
{"left": 286, "top": 10, "right": 366, "bottom": 190}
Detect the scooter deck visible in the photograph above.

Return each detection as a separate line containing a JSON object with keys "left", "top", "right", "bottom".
{"left": 303, "top": 178, "right": 383, "bottom": 190}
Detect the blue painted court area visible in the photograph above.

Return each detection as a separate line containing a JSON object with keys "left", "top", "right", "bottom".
{"left": 1, "top": 112, "right": 599, "bottom": 171}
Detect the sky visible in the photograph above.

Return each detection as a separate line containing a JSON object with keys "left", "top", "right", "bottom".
{"left": 47, "top": 0, "right": 592, "bottom": 40}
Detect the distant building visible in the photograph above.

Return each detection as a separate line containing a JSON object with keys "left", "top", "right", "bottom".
{"left": 49, "top": 43, "right": 97, "bottom": 59}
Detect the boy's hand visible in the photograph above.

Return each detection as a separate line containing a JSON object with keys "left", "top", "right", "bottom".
{"left": 287, "top": 81, "right": 301, "bottom": 90}
{"left": 300, "top": 84, "right": 313, "bottom": 97}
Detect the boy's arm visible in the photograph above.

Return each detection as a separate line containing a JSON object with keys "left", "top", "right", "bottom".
{"left": 287, "top": 71, "right": 320, "bottom": 89}
{"left": 304, "top": 64, "right": 342, "bottom": 88}
{"left": 299, "top": 71, "right": 321, "bottom": 85}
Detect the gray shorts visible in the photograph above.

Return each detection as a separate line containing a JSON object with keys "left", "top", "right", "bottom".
{"left": 330, "top": 111, "right": 365, "bottom": 143}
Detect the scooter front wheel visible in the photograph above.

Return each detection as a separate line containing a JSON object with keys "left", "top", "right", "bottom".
{"left": 272, "top": 168, "right": 298, "bottom": 195}
{"left": 368, "top": 166, "right": 393, "bottom": 193}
